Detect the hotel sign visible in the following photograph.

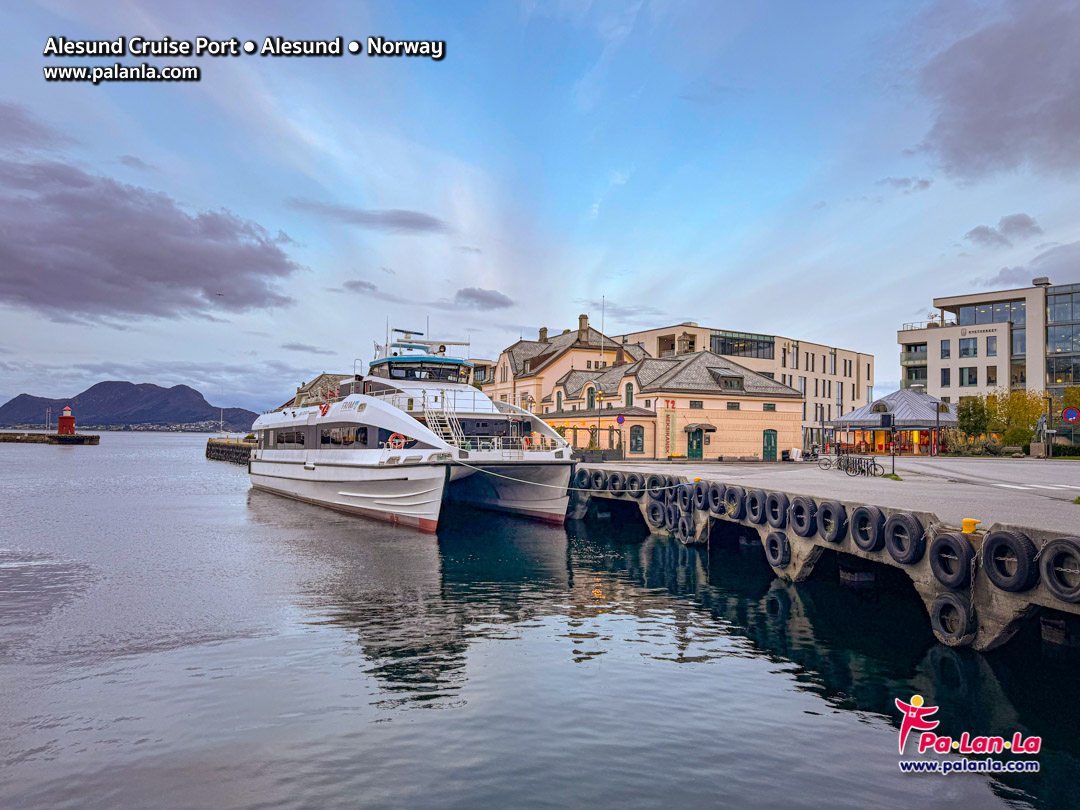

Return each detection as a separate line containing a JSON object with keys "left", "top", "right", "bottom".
{"left": 661, "top": 399, "right": 676, "bottom": 455}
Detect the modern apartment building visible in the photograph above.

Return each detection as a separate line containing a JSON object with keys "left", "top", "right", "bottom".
{"left": 612, "top": 323, "right": 874, "bottom": 447}
{"left": 895, "top": 276, "right": 1080, "bottom": 401}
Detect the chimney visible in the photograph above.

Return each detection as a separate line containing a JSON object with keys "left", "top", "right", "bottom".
{"left": 615, "top": 345, "right": 626, "bottom": 366}
{"left": 1032, "top": 277, "right": 1051, "bottom": 287}
{"left": 578, "top": 314, "right": 589, "bottom": 343}
{"left": 538, "top": 327, "right": 548, "bottom": 342}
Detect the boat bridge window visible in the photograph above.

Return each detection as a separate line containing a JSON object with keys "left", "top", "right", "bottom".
{"left": 370, "top": 361, "right": 470, "bottom": 384}
{"left": 277, "top": 429, "right": 305, "bottom": 449}
{"left": 320, "top": 426, "right": 370, "bottom": 447}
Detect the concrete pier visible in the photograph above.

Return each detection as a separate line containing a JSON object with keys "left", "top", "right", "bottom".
{"left": 571, "top": 460, "right": 1080, "bottom": 652}
{"left": 0, "top": 431, "right": 99, "bottom": 445}
{"left": 206, "top": 438, "right": 254, "bottom": 465}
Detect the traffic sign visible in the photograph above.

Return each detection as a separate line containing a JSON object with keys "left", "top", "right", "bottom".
{"left": 616, "top": 415, "right": 625, "bottom": 425}
{"left": 1064, "top": 407, "right": 1080, "bottom": 424}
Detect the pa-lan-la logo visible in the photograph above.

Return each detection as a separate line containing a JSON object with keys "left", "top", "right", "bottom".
{"left": 896, "top": 695, "right": 1041, "bottom": 756}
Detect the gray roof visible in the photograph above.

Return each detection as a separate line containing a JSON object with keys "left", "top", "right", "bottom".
{"left": 554, "top": 351, "right": 802, "bottom": 400}
{"left": 504, "top": 328, "right": 648, "bottom": 377}
{"left": 830, "top": 388, "right": 957, "bottom": 429}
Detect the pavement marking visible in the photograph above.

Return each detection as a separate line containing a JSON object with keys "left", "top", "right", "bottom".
{"left": 1027, "top": 484, "right": 1074, "bottom": 490}
{"left": 994, "top": 484, "right": 1032, "bottom": 490}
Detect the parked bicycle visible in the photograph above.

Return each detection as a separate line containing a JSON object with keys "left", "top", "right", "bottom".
{"left": 818, "top": 452, "right": 883, "bottom": 477}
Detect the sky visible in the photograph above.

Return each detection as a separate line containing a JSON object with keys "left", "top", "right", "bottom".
{"left": 1, "top": 0, "right": 1079, "bottom": 411}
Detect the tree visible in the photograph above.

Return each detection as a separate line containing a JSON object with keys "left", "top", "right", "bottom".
{"left": 986, "top": 387, "right": 1044, "bottom": 435}
{"left": 956, "top": 396, "right": 989, "bottom": 442}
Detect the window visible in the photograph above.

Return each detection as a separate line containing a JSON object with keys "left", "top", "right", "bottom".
{"left": 941, "top": 340, "right": 951, "bottom": 359}
{"left": 630, "top": 425, "right": 644, "bottom": 453}
{"left": 727, "top": 402, "right": 740, "bottom": 410}
{"left": 830, "top": 354, "right": 836, "bottom": 375}
{"left": 556, "top": 391, "right": 562, "bottom": 411}
{"left": 722, "top": 376, "right": 744, "bottom": 390}
{"left": 624, "top": 383, "right": 633, "bottom": 407}
{"left": 960, "top": 367, "right": 978, "bottom": 387}
{"left": 1049, "top": 294, "right": 1074, "bottom": 323}
{"left": 957, "top": 305, "right": 975, "bottom": 326}
{"left": 814, "top": 379, "right": 819, "bottom": 397}
{"left": 689, "top": 400, "right": 703, "bottom": 409}
{"left": 1011, "top": 300, "right": 1026, "bottom": 325}
{"left": 941, "top": 396, "right": 950, "bottom": 403}
{"left": 586, "top": 360, "right": 592, "bottom": 369}
{"left": 1049, "top": 325, "right": 1075, "bottom": 354}
{"left": 499, "top": 364, "right": 508, "bottom": 383}
{"left": 798, "top": 376, "right": 806, "bottom": 394}
{"left": 987, "top": 366, "right": 997, "bottom": 386}
{"left": 987, "top": 336, "right": 997, "bottom": 357}
{"left": 711, "top": 331, "right": 775, "bottom": 359}
{"left": 959, "top": 338, "right": 977, "bottom": 358}
{"left": 781, "top": 347, "right": 787, "bottom": 367}
{"left": 975, "top": 303, "right": 993, "bottom": 324}
{"left": 763, "top": 403, "right": 776, "bottom": 411}
{"left": 1012, "top": 328, "right": 1026, "bottom": 356}
{"left": 645, "top": 399, "right": 652, "bottom": 408}
{"left": 941, "top": 368, "right": 951, "bottom": 387}
{"left": 586, "top": 388, "right": 595, "bottom": 410}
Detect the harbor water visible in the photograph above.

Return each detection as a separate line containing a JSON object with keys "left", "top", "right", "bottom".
{"left": 1, "top": 433, "right": 1077, "bottom": 809}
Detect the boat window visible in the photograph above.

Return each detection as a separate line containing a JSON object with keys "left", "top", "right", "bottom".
{"left": 278, "top": 429, "right": 305, "bottom": 448}
{"left": 377, "top": 361, "right": 470, "bottom": 384}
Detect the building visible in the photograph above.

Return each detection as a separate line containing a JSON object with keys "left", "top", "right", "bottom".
{"left": 277, "top": 373, "right": 354, "bottom": 410}
{"left": 612, "top": 323, "right": 874, "bottom": 448}
{"left": 830, "top": 388, "right": 956, "bottom": 456}
{"left": 896, "top": 276, "right": 1080, "bottom": 401}
{"left": 542, "top": 350, "right": 803, "bottom": 460}
{"left": 468, "top": 358, "right": 495, "bottom": 387}
{"left": 482, "top": 315, "right": 648, "bottom": 412}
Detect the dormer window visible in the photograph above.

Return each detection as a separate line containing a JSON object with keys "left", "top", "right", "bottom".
{"left": 871, "top": 401, "right": 888, "bottom": 414}
{"left": 721, "top": 376, "right": 743, "bottom": 391}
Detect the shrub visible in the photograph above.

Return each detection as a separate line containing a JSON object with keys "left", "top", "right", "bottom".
{"left": 1003, "top": 427, "right": 1033, "bottom": 447}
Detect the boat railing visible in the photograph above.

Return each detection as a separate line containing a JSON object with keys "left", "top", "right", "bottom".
{"left": 456, "top": 435, "right": 562, "bottom": 452}
{"left": 366, "top": 388, "right": 496, "bottom": 414}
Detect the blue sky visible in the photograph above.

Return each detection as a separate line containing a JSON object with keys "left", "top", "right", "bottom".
{"left": 1, "top": 0, "right": 1078, "bottom": 410}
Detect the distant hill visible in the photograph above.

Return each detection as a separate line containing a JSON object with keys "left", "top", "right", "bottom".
{"left": 0, "top": 381, "right": 258, "bottom": 431}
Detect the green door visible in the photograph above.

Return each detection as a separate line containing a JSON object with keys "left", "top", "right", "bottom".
{"left": 763, "top": 429, "right": 777, "bottom": 461}
{"left": 688, "top": 429, "right": 703, "bottom": 460}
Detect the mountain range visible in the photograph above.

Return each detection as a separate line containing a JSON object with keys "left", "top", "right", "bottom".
{"left": 0, "top": 381, "right": 258, "bottom": 431}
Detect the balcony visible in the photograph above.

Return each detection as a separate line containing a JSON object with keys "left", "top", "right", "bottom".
{"left": 900, "top": 319, "right": 957, "bottom": 331}
{"left": 900, "top": 350, "right": 928, "bottom": 365}
{"left": 901, "top": 378, "right": 929, "bottom": 390}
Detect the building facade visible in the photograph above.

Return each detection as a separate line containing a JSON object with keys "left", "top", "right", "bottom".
{"left": 542, "top": 350, "right": 803, "bottom": 460}
{"left": 895, "top": 277, "right": 1080, "bottom": 402}
{"left": 612, "top": 323, "right": 874, "bottom": 448}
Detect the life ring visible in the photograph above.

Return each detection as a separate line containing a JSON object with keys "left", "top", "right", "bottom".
{"left": 388, "top": 433, "right": 407, "bottom": 449}
{"left": 319, "top": 403, "right": 330, "bottom": 416}
{"left": 522, "top": 436, "right": 531, "bottom": 449}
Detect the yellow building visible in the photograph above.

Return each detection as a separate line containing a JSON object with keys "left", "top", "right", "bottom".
{"left": 544, "top": 350, "right": 803, "bottom": 460}
{"left": 482, "top": 314, "right": 647, "bottom": 413}
{"left": 613, "top": 322, "right": 874, "bottom": 448}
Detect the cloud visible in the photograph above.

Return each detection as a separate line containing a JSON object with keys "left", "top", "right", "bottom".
{"left": 450, "top": 287, "right": 514, "bottom": 310}
{"left": 287, "top": 197, "right": 449, "bottom": 233}
{"left": 0, "top": 155, "right": 299, "bottom": 321}
{"left": 331, "top": 278, "right": 408, "bottom": 303}
{"left": 915, "top": 0, "right": 1080, "bottom": 179}
{"left": 117, "top": 154, "right": 157, "bottom": 172}
{"left": 455, "top": 246, "right": 482, "bottom": 254}
{"left": 380, "top": 266, "right": 396, "bottom": 274}
{"left": 963, "top": 213, "right": 1043, "bottom": 248}
{"left": 973, "top": 240, "right": 1080, "bottom": 287}
{"left": 280, "top": 342, "right": 335, "bottom": 355}
{"left": 574, "top": 298, "right": 667, "bottom": 322}
{"left": 876, "top": 176, "right": 933, "bottom": 193}
{"left": 677, "top": 80, "right": 739, "bottom": 105}
{"left": 0, "top": 101, "right": 73, "bottom": 151}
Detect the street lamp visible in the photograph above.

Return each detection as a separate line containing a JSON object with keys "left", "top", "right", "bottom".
{"left": 596, "top": 390, "right": 605, "bottom": 452}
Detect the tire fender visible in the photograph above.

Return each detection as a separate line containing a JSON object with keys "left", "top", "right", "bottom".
{"left": 765, "top": 531, "right": 791, "bottom": 569}
{"left": 746, "top": 489, "right": 767, "bottom": 524}
{"left": 850, "top": 505, "right": 885, "bottom": 552}
{"left": 816, "top": 500, "right": 847, "bottom": 543}
{"left": 788, "top": 496, "right": 817, "bottom": 538}
{"left": 930, "top": 591, "right": 977, "bottom": 647}
{"left": 765, "top": 492, "right": 789, "bottom": 529}
{"left": 982, "top": 530, "right": 1039, "bottom": 593}
{"left": 708, "top": 482, "right": 726, "bottom": 514}
{"left": 929, "top": 532, "right": 974, "bottom": 589}
{"left": 1038, "top": 536, "right": 1080, "bottom": 603}
{"left": 884, "top": 513, "right": 926, "bottom": 565}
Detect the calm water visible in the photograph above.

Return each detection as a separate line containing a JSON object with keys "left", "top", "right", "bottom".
{"left": 1, "top": 433, "right": 1078, "bottom": 809}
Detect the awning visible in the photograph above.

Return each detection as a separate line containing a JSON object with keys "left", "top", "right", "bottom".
{"left": 683, "top": 423, "right": 717, "bottom": 432}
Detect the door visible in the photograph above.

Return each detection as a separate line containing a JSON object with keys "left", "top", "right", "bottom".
{"left": 688, "top": 429, "right": 703, "bottom": 460}
{"left": 763, "top": 429, "right": 777, "bottom": 461}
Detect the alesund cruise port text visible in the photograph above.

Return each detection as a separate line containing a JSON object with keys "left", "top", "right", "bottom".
{"left": 43, "top": 36, "right": 445, "bottom": 60}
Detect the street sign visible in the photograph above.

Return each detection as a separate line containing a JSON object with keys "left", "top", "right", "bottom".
{"left": 1064, "top": 407, "right": 1080, "bottom": 424}
{"left": 616, "top": 415, "right": 625, "bottom": 425}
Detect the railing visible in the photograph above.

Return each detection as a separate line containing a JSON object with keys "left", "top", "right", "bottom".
{"left": 366, "top": 388, "right": 498, "bottom": 414}
{"left": 901, "top": 319, "right": 957, "bottom": 331}
{"left": 456, "top": 436, "right": 562, "bottom": 452}
{"left": 900, "top": 350, "right": 928, "bottom": 365}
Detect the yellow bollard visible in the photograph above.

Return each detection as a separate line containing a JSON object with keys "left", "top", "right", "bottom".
{"left": 693, "top": 477, "right": 702, "bottom": 482}
{"left": 962, "top": 518, "right": 981, "bottom": 534}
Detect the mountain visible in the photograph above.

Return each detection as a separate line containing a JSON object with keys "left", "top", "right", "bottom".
{"left": 0, "top": 381, "right": 258, "bottom": 431}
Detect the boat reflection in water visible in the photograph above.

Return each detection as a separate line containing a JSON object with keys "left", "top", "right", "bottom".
{"left": 246, "top": 491, "right": 1079, "bottom": 808}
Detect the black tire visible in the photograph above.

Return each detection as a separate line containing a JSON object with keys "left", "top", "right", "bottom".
{"left": 665, "top": 476, "right": 679, "bottom": 504}
{"left": 677, "top": 514, "right": 695, "bottom": 544}
{"left": 929, "top": 532, "right": 974, "bottom": 589}
{"left": 665, "top": 503, "right": 679, "bottom": 530}
{"left": 607, "top": 471, "right": 626, "bottom": 495}
{"left": 766, "top": 492, "right": 789, "bottom": 529}
{"left": 693, "top": 481, "right": 709, "bottom": 511}
{"left": 788, "top": 496, "right": 817, "bottom": 538}
{"left": 930, "top": 592, "right": 976, "bottom": 647}
{"left": 677, "top": 484, "right": 693, "bottom": 513}
{"left": 573, "top": 468, "right": 591, "bottom": 490}
{"left": 746, "top": 489, "right": 767, "bottom": 524}
{"left": 645, "top": 500, "right": 666, "bottom": 528}
{"left": 708, "top": 483, "right": 726, "bottom": 514}
{"left": 646, "top": 473, "right": 665, "bottom": 500}
{"left": 850, "top": 505, "right": 885, "bottom": 552}
{"left": 590, "top": 469, "right": 608, "bottom": 491}
{"left": 723, "top": 486, "right": 745, "bottom": 520}
{"left": 884, "top": 514, "right": 925, "bottom": 565}
{"left": 764, "top": 531, "right": 790, "bottom": 568}
{"left": 1038, "top": 536, "right": 1080, "bottom": 604}
{"left": 626, "top": 473, "right": 646, "bottom": 499}
{"left": 816, "top": 500, "right": 846, "bottom": 543}
{"left": 982, "top": 530, "right": 1039, "bottom": 593}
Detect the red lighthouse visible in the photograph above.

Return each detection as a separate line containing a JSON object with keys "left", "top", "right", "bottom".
{"left": 57, "top": 405, "right": 76, "bottom": 435}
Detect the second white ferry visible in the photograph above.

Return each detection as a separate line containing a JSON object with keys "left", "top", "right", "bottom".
{"left": 248, "top": 330, "right": 573, "bottom": 532}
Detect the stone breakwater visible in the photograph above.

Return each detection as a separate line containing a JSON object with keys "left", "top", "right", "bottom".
{"left": 0, "top": 432, "right": 99, "bottom": 445}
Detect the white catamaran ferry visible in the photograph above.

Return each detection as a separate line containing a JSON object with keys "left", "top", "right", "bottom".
{"left": 249, "top": 330, "right": 573, "bottom": 532}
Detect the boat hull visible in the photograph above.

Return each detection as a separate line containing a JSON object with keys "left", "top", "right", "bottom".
{"left": 445, "top": 462, "right": 572, "bottom": 524}
{"left": 250, "top": 461, "right": 446, "bottom": 533}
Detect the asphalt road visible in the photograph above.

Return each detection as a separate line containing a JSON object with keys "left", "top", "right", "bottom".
{"left": 591, "top": 456, "right": 1080, "bottom": 534}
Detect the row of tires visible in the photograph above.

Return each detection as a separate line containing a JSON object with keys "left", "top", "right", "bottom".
{"left": 573, "top": 468, "right": 1080, "bottom": 605}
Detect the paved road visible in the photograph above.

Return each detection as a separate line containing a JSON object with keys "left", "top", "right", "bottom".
{"left": 591, "top": 456, "right": 1080, "bottom": 534}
